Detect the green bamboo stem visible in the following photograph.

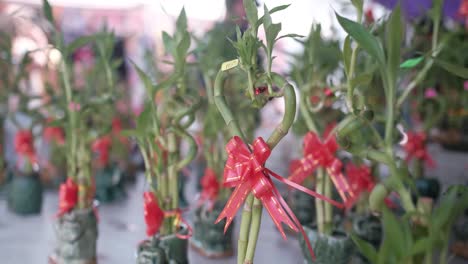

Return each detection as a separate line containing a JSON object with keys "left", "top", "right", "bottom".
{"left": 299, "top": 90, "right": 319, "bottom": 134}
{"left": 346, "top": 44, "right": 359, "bottom": 113}
{"left": 244, "top": 198, "right": 262, "bottom": 264}
{"left": 323, "top": 171, "right": 333, "bottom": 235}
{"left": 238, "top": 194, "right": 254, "bottom": 264}
{"left": 315, "top": 168, "right": 325, "bottom": 233}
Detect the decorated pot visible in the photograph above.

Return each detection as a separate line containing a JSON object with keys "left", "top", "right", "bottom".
{"left": 95, "top": 164, "right": 125, "bottom": 203}
{"left": 136, "top": 226, "right": 189, "bottom": 264}
{"left": 190, "top": 201, "right": 234, "bottom": 258}
{"left": 352, "top": 214, "right": 382, "bottom": 263}
{"left": 415, "top": 177, "right": 440, "bottom": 200}
{"left": 7, "top": 172, "right": 42, "bottom": 215}
{"left": 299, "top": 225, "right": 354, "bottom": 264}
{"left": 289, "top": 190, "right": 316, "bottom": 226}
{"left": 51, "top": 207, "right": 98, "bottom": 264}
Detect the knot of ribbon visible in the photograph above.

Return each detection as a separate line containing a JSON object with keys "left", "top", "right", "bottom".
{"left": 14, "top": 130, "right": 37, "bottom": 165}
{"left": 92, "top": 135, "right": 112, "bottom": 167}
{"left": 143, "top": 192, "right": 193, "bottom": 239}
{"left": 403, "top": 132, "right": 435, "bottom": 167}
{"left": 288, "top": 130, "right": 355, "bottom": 208}
{"left": 216, "top": 136, "right": 345, "bottom": 259}
{"left": 56, "top": 178, "right": 78, "bottom": 217}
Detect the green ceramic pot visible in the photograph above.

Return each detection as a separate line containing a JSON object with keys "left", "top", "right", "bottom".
{"left": 52, "top": 207, "right": 98, "bottom": 264}
{"left": 415, "top": 178, "right": 440, "bottom": 200}
{"left": 190, "top": 201, "right": 234, "bottom": 258}
{"left": 299, "top": 225, "right": 354, "bottom": 264}
{"left": 7, "top": 172, "right": 42, "bottom": 215}
{"left": 290, "top": 190, "right": 316, "bottom": 226}
{"left": 352, "top": 214, "right": 382, "bottom": 263}
{"left": 95, "top": 164, "right": 125, "bottom": 203}
{"left": 136, "top": 226, "right": 189, "bottom": 264}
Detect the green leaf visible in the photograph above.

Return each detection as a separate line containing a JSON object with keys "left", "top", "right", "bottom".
{"left": 350, "top": 233, "right": 378, "bottom": 263}
{"left": 176, "top": 31, "right": 191, "bottom": 60}
{"left": 336, "top": 13, "right": 385, "bottom": 65}
{"left": 343, "top": 35, "right": 352, "bottom": 75}
{"left": 162, "top": 31, "right": 174, "bottom": 56}
{"left": 266, "top": 23, "right": 282, "bottom": 53}
{"left": 66, "top": 34, "right": 98, "bottom": 54}
{"left": 276, "top": 33, "right": 304, "bottom": 41}
{"left": 243, "top": 0, "right": 258, "bottom": 25}
{"left": 400, "top": 57, "right": 424, "bottom": 68}
{"left": 120, "top": 129, "right": 143, "bottom": 139}
{"left": 382, "top": 207, "right": 406, "bottom": 259}
{"left": 136, "top": 102, "right": 152, "bottom": 133}
{"left": 350, "top": 72, "right": 373, "bottom": 88}
{"left": 131, "top": 61, "right": 154, "bottom": 96}
{"left": 176, "top": 8, "right": 187, "bottom": 32}
{"left": 434, "top": 58, "right": 468, "bottom": 79}
{"left": 255, "top": 4, "right": 290, "bottom": 29}
{"left": 263, "top": 5, "right": 272, "bottom": 28}
{"left": 386, "top": 4, "right": 403, "bottom": 82}
{"left": 351, "top": 0, "right": 364, "bottom": 15}
{"left": 42, "top": 0, "right": 54, "bottom": 24}
{"left": 410, "top": 238, "right": 433, "bottom": 256}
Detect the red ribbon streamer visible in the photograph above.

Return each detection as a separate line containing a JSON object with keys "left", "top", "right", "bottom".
{"left": 403, "top": 132, "right": 435, "bottom": 168}
{"left": 56, "top": 178, "right": 78, "bottom": 217}
{"left": 14, "top": 130, "right": 37, "bottom": 165}
{"left": 92, "top": 135, "right": 112, "bottom": 167}
{"left": 143, "top": 191, "right": 193, "bottom": 239}
{"left": 288, "top": 128, "right": 355, "bottom": 208}
{"left": 216, "top": 136, "right": 345, "bottom": 260}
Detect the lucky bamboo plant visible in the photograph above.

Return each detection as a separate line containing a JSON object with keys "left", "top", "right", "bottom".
{"left": 42, "top": 1, "right": 120, "bottom": 262}
{"left": 128, "top": 9, "right": 201, "bottom": 263}
{"left": 335, "top": 0, "right": 468, "bottom": 263}
{"left": 213, "top": 1, "right": 343, "bottom": 263}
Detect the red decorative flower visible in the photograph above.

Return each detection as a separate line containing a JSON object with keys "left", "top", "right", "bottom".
{"left": 92, "top": 135, "right": 112, "bottom": 166}
{"left": 57, "top": 178, "right": 78, "bottom": 217}
{"left": 143, "top": 192, "right": 165, "bottom": 237}
{"left": 200, "top": 168, "right": 220, "bottom": 202}
{"left": 254, "top": 86, "right": 268, "bottom": 95}
{"left": 403, "top": 131, "right": 435, "bottom": 167}
{"left": 14, "top": 130, "right": 37, "bottom": 164}
{"left": 43, "top": 126, "right": 65, "bottom": 145}
{"left": 346, "top": 163, "right": 375, "bottom": 194}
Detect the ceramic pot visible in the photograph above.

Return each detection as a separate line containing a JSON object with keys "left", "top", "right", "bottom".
{"left": 299, "top": 225, "right": 354, "bottom": 264}
{"left": 51, "top": 207, "right": 98, "bottom": 264}
{"left": 415, "top": 178, "right": 440, "bottom": 200}
{"left": 136, "top": 226, "right": 189, "bottom": 264}
{"left": 290, "top": 190, "right": 316, "bottom": 226}
{"left": 95, "top": 164, "right": 125, "bottom": 203}
{"left": 7, "top": 172, "right": 42, "bottom": 215}
{"left": 352, "top": 214, "right": 382, "bottom": 263}
{"left": 190, "top": 201, "right": 234, "bottom": 258}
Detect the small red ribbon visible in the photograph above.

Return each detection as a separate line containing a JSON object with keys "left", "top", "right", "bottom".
{"left": 56, "top": 178, "right": 78, "bottom": 217}
{"left": 92, "top": 135, "right": 112, "bottom": 167}
{"left": 143, "top": 191, "right": 193, "bottom": 239}
{"left": 216, "top": 136, "right": 345, "bottom": 259}
{"left": 14, "top": 130, "right": 37, "bottom": 165}
{"left": 288, "top": 127, "right": 355, "bottom": 208}
{"left": 403, "top": 132, "right": 435, "bottom": 167}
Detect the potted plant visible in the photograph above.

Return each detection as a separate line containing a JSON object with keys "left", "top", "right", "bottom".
{"left": 334, "top": 1, "right": 468, "bottom": 263}
{"left": 287, "top": 23, "right": 342, "bottom": 227}
{"left": 128, "top": 9, "right": 200, "bottom": 263}
{"left": 41, "top": 1, "right": 120, "bottom": 262}
{"left": 213, "top": 1, "right": 344, "bottom": 263}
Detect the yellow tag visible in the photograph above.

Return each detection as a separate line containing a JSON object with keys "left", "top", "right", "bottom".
{"left": 221, "top": 59, "right": 239, "bottom": 71}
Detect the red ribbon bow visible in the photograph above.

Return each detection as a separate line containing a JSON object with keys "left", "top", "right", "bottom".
{"left": 92, "top": 135, "right": 112, "bottom": 166}
{"left": 216, "top": 136, "right": 344, "bottom": 259}
{"left": 14, "top": 130, "right": 37, "bottom": 165}
{"left": 288, "top": 128, "right": 355, "bottom": 208}
{"left": 143, "top": 191, "right": 193, "bottom": 239}
{"left": 403, "top": 132, "right": 435, "bottom": 167}
{"left": 56, "top": 178, "right": 78, "bottom": 217}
